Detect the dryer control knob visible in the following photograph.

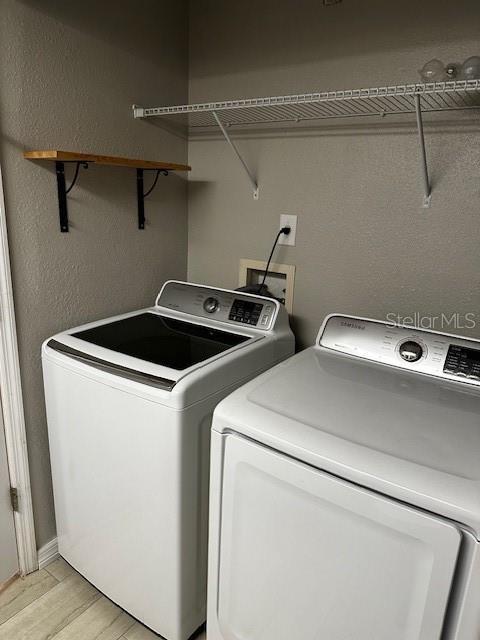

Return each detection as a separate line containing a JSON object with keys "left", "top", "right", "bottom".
{"left": 203, "top": 297, "right": 219, "bottom": 313}
{"left": 399, "top": 340, "right": 423, "bottom": 363}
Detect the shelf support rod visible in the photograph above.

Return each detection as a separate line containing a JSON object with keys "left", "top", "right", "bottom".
{"left": 414, "top": 95, "right": 432, "bottom": 208}
{"left": 212, "top": 111, "right": 259, "bottom": 200}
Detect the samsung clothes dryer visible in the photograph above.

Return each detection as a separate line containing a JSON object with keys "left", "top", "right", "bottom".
{"left": 42, "top": 281, "right": 294, "bottom": 640}
{"left": 207, "top": 314, "right": 480, "bottom": 640}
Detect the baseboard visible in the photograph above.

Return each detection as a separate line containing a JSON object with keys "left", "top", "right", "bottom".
{"left": 38, "top": 537, "right": 59, "bottom": 570}
{"left": 0, "top": 572, "right": 20, "bottom": 594}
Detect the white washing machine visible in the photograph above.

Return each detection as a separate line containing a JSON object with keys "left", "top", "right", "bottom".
{"left": 207, "top": 314, "right": 480, "bottom": 640}
{"left": 42, "top": 281, "right": 293, "bottom": 640}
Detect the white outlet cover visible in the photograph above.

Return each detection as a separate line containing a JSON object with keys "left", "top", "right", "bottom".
{"left": 279, "top": 214, "right": 297, "bottom": 246}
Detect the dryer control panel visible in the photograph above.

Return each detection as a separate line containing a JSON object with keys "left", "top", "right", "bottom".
{"left": 319, "top": 314, "right": 480, "bottom": 386}
{"left": 156, "top": 281, "right": 278, "bottom": 331}
{"left": 443, "top": 345, "right": 480, "bottom": 381}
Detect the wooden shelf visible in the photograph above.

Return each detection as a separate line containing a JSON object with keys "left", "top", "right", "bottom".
{"left": 23, "top": 150, "right": 190, "bottom": 232}
{"left": 24, "top": 150, "right": 190, "bottom": 172}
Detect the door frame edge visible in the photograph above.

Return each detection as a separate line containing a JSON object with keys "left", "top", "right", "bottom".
{"left": 0, "top": 165, "right": 37, "bottom": 574}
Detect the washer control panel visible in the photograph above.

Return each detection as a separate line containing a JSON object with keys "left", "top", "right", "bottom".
{"left": 229, "top": 299, "right": 264, "bottom": 326}
{"left": 156, "top": 281, "right": 278, "bottom": 331}
{"left": 319, "top": 315, "right": 480, "bottom": 386}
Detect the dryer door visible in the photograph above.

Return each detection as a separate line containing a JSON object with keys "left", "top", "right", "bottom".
{"left": 210, "top": 433, "right": 461, "bottom": 640}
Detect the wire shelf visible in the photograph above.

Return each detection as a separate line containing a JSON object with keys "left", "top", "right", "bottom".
{"left": 132, "top": 80, "right": 480, "bottom": 206}
{"left": 133, "top": 80, "right": 480, "bottom": 130}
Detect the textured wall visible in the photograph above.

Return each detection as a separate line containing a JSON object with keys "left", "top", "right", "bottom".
{"left": 188, "top": 0, "right": 480, "bottom": 348}
{"left": 0, "top": 0, "right": 189, "bottom": 548}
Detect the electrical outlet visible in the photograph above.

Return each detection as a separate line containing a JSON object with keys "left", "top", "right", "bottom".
{"left": 279, "top": 215, "right": 297, "bottom": 246}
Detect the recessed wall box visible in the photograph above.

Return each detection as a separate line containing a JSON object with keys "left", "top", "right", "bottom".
{"left": 239, "top": 259, "right": 295, "bottom": 314}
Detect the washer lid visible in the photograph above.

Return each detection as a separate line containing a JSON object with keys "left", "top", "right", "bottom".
{"left": 44, "top": 308, "right": 260, "bottom": 399}
{"left": 71, "top": 312, "right": 249, "bottom": 372}
{"left": 213, "top": 346, "right": 480, "bottom": 537}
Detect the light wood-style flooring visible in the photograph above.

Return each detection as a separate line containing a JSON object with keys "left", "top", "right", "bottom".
{"left": 0, "top": 558, "right": 206, "bottom": 640}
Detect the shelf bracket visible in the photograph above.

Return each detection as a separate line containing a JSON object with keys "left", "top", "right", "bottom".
{"left": 136, "top": 168, "right": 169, "bottom": 229}
{"left": 55, "top": 161, "right": 89, "bottom": 232}
{"left": 212, "top": 111, "right": 259, "bottom": 200}
{"left": 414, "top": 95, "right": 432, "bottom": 209}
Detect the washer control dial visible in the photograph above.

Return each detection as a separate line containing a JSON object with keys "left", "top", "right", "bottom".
{"left": 399, "top": 340, "right": 424, "bottom": 363}
{"left": 203, "top": 296, "right": 219, "bottom": 314}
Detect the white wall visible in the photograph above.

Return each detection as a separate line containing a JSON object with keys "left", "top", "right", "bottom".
{"left": 0, "top": 0, "right": 189, "bottom": 548}
{"left": 188, "top": 0, "right": 480, "bottom": 348}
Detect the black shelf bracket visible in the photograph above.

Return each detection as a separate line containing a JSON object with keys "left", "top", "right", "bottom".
{"left": 55, "top": 161, "right": 89, "bottom": 232}
{"left": 136, "top": 168, "right": 169, "bottom": 230}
